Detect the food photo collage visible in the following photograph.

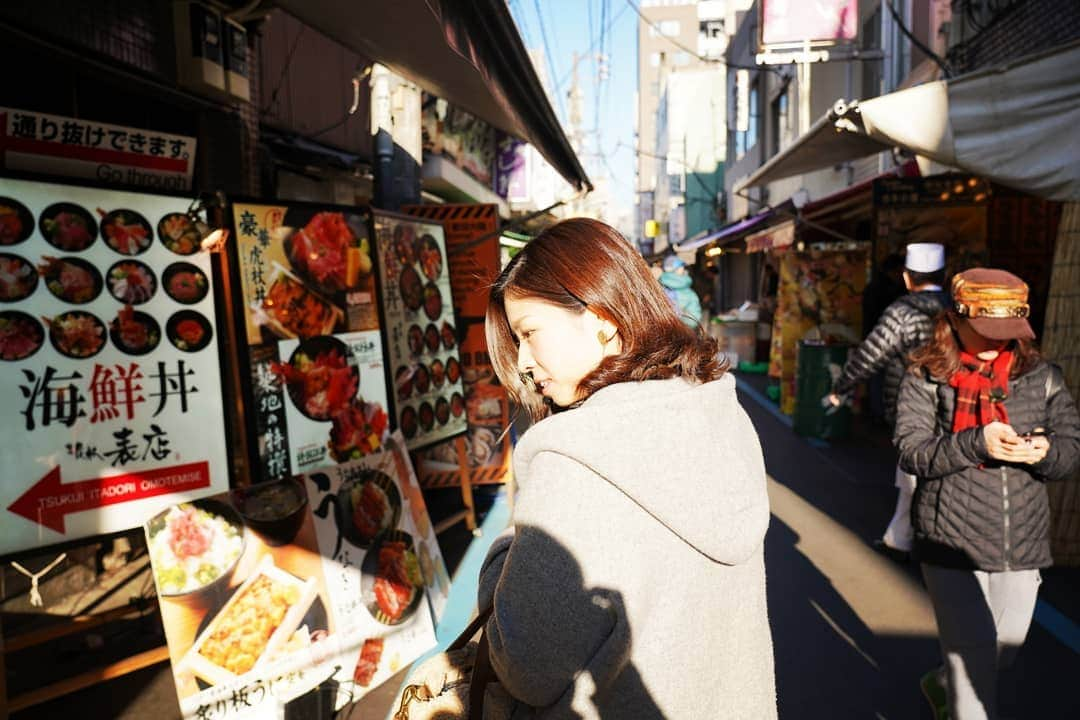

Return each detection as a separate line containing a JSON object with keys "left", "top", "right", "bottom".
{"left": 373, "top": 212, "right": 468, "bottom": 451}
{"left": 1, "top": 181, "right": 216, "bottom": 364}
{"left": 232, "top": 203, "right": 392, "bottom": 479}
{"left": 146, "top": 431, "right": 448, "bottom": 716}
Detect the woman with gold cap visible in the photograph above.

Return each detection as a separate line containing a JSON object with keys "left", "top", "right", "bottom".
{"left": 895, "top": 268, "right": 1080, "bottom": 720}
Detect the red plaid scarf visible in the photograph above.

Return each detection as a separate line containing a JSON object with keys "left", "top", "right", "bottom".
{"left": 948, "top": 350, "right": 1013, "bottom": 432}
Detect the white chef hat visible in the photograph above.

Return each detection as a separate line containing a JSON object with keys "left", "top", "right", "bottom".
{"left": 905, "top": 243, "right": 945, "bottom": 273}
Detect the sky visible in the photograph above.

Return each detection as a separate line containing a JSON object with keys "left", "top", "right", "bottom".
{"left": 507, "top": 0, "right": 638, "bottom": 222}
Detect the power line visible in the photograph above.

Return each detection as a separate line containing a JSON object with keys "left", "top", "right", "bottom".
{"left": 617, "top": 141, "right": 719, "bottom": 199}
{"left": 532, "top": 0, "right": 567, "bottom": 121}
{"left": 885, "top": 0, "right": 952, "bottom": 77}
{"left": 509, "top": 0, "right": 535, "bottom": 48}
{"left": 557, "top": 2, "right": 629, "bottom": 90}
{"left": 261, "top": 25, "right": 306, "bottom": 117}
{"left": 626, "top": 0, "right": 782, "bottom": 75}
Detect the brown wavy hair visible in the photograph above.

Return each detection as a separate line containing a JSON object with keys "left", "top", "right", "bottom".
{"left": 486, "top": 218, "right": 724, "bottom": 422}
{"left": 908, "top": 310, "right": 1041, "bottom": 381}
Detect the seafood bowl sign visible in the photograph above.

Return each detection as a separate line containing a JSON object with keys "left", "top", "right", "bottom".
{"left": 0, "top": 177, "right": 229, "bottom": 556}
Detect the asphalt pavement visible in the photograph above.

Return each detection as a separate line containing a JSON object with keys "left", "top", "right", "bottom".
{"left": 739, "top": 373, "right": 1080, "bottom": 719}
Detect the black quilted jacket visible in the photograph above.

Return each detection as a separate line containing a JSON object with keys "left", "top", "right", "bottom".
{"left": 834, "top": 290, "right": 947, "bottom": 425}
{"left": 895, "top": 361, "right": 1080, "bottom": 571}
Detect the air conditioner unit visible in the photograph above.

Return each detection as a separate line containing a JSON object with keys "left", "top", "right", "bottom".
{"left": 223, "top": 17, "right": 250, "bottom": 102}
{"left": 173, "top": 1, "right": 226, "bottom": 98}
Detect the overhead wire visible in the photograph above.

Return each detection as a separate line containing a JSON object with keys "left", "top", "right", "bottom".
{"left": 261, "top": 25, "right": 306, "bottom": 117}
{"left": 885, "top": 0, "right": 952, "bottom": 77}
{"left": 618, "top": 141, "right": 719, "bottom": 205}
{"left": 532, "top": 0, "right": 567, "bottom": 121}
{"left": 557, "top": 2, "right": 629, "bottom": 91}
{"left": 625, "top": 0, "right": 783, "bottom": 75}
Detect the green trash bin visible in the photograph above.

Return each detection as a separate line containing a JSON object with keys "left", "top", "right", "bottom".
{"left": 793, "top": 341, "right": 851, "bottom": 440}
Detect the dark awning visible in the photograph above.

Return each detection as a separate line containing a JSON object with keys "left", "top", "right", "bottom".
{"left": 273, "top": 0, "right": 591, "bottom": 192}
{"left": 673, "top": 208, "right": 777, "bottom": 252}
{"left": 673, "top": 201, "right": 795, "bottom": 252}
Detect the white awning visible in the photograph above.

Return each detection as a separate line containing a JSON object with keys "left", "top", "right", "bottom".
{"left": 732, "top": 109, "right": 893, "bottom": 193}
{"left": 736, "top": 40, "right": 1080, "bottom": 201}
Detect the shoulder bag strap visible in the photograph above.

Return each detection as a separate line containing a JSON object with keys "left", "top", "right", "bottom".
{"left": 449, "top": 604, "right": 493, "bottom": 652}
{"left": 469, "top": 630, "right": 493, "bottom": 720}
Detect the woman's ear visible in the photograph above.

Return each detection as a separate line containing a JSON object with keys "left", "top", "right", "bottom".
{"left": 585, "top": 307, "right": 620, "bottom": 346}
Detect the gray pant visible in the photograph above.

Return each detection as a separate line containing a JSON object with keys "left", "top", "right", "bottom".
{"left": 921, "top": 564, "right": 1041, "bottom": 720}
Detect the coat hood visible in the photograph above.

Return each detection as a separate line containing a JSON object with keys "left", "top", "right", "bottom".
{"left": 897, "top": 289, "right": 948, "bottom": 317}
{"left": 513, "top": 375, "right": 770, "bottom": 565}
{"left": 659, "top": 271, "right": 692, "bottom": 290}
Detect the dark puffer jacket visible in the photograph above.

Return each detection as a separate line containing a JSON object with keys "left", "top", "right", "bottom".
{"left": 834, "top": 290, "right": 947, "bottom": 425}
{"left": 895, "top": 361, "right": 1080, "bottom": 571}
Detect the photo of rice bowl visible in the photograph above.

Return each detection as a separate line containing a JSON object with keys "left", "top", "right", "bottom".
{"left": 146, "top": 501, "right": 245, "bottom": 599}
{"left": 109, "top": 305, "right": 161, "bottom": 355}
{"left": 167, "top": 310, "right": 213, "bottom": 353}
{"left": 100, "top": 208, "right": 153, "bottom": 256}
{"left": 272, "top": 335, "right": 359, "bottom": 420}
{"left": 39, "top": 202, "right": 97, "bottom": 252}
{"left": 0, "top": 198, "right": 34, "bottom": 246}
{"left": 38, "top": 256, "right": 103, "bottom": 304}
{"left": 162, "top": 262, "right": 209, "bottom": 304}
{"left": 107, "top": 260, "right": 157, "bottom": 305}
{"left": 157, "top": 212, "right": 202, "bottom": 255}
{"left": 0, "top": 310, "right": 44, "bottom": 361}
{"left": 336, "top": 468, "right": 401, "bottom": 548}
{"left": 0, "top": 254, "right": 38, "bottom": 302}
{"left": 360, "top": 531, "right": 423, "bottom": 626}
{"left": 47, "top": 310, "right": 106, "bottom": 359}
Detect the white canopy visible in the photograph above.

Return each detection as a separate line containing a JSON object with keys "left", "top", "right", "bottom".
{"left": 736, "top": 40, "right": 1080, "bottom": 201}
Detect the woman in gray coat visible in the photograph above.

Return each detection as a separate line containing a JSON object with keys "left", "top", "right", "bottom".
{"left": 477, "top": 218, "right": 777, "bottom": 719}
{"left": 895, "top": 268, "right": 1080, "bottom": 720}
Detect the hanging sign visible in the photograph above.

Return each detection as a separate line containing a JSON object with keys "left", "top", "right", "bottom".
{"left": 230, "top": 202, "right": 390, "bottom": 482}
{"left": 402, "top": 204, "right": 511, "bottom": 487}
{"left": 0, "top": 177, "right": 228, "bottom": 557}
{"left": 0, "top": 108, "right": 197, "bottom": 192}
{"left": 371, "top": 210, "right": 467, "bottom": 452}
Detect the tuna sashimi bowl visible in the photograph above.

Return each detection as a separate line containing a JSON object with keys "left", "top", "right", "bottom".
{"left": 147, "top": 501, "right": 245, "bottom": 597}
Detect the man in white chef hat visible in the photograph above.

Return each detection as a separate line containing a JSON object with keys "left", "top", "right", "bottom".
{"left": 827, "top": 242, "right": 948, "bottom": 561}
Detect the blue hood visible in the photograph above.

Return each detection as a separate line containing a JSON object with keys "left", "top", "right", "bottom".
{"left": 659, "top": 271, "right": 692, "bottom": 289}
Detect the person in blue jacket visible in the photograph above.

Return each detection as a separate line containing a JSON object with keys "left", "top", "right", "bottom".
{"left": 659, "top": 255, "right": 702, "bottom": 328}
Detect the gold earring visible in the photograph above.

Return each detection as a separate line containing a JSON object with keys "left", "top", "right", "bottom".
{"left": 597, "top": 330, "right": 608, "bottom": 345}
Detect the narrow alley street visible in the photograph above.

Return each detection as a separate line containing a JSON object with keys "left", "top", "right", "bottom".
{"left": 742, "top": 379, "right": 1080, "bottom": 719}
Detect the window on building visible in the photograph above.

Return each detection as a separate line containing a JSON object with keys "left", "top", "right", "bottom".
{"left": 669, "top": 172, "right": 683, "bottom": 194}
{"left": 732, "top": 76, "right": 758, "bottom": 161}
{"left": 650, "top": 80, "right": 660, "bottom": 97}
{"left": 674, "top": 51, "right": 691, "bottom": 66}
{"left": 650, "top": 51, "right": 661, "bottom": 68}
{"left": 770, "top": 88, "right": 790, "bottom": 157}
{"left": 861, "top": 6, "right": 882, "bottom": 99}
{"left": 700, "top": 20, "right": 724, "bottom": 39}
{"left": 745, "top": 86, "right": 759, "bottom": 151}
{"left": 650, "top": 19, "right": 680, "bottom": 37}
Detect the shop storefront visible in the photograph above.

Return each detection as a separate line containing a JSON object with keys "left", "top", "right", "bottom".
{"left": 0, "top": 1, "right": 587, "bottom": 717}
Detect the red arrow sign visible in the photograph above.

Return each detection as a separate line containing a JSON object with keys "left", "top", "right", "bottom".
{"left": 8, "top": 462, "right": 211, "bottom": 534}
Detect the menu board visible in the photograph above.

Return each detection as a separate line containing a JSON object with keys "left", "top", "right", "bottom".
{"left": 372, "top": 210, "right": 467, "bottom": 451}
{"left": 402, "top": 204, "right": 512, "bottom": 488}
{"left": 148, "top": 433, "right": 443, "bottom": 718}
{"left": 0, "top": 177, "right": 229, "bottom": 557}
{"left": 231, "top": 203, "right": 389, "bottom": 481}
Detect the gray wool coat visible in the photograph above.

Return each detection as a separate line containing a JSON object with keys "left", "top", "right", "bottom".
{"left": 476, "top": 375, "right": 777, "bottom": 719}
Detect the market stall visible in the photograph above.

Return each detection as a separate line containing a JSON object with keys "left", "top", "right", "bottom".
{"left": 0, "top": 175, "right": 515, "bottom": 718}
